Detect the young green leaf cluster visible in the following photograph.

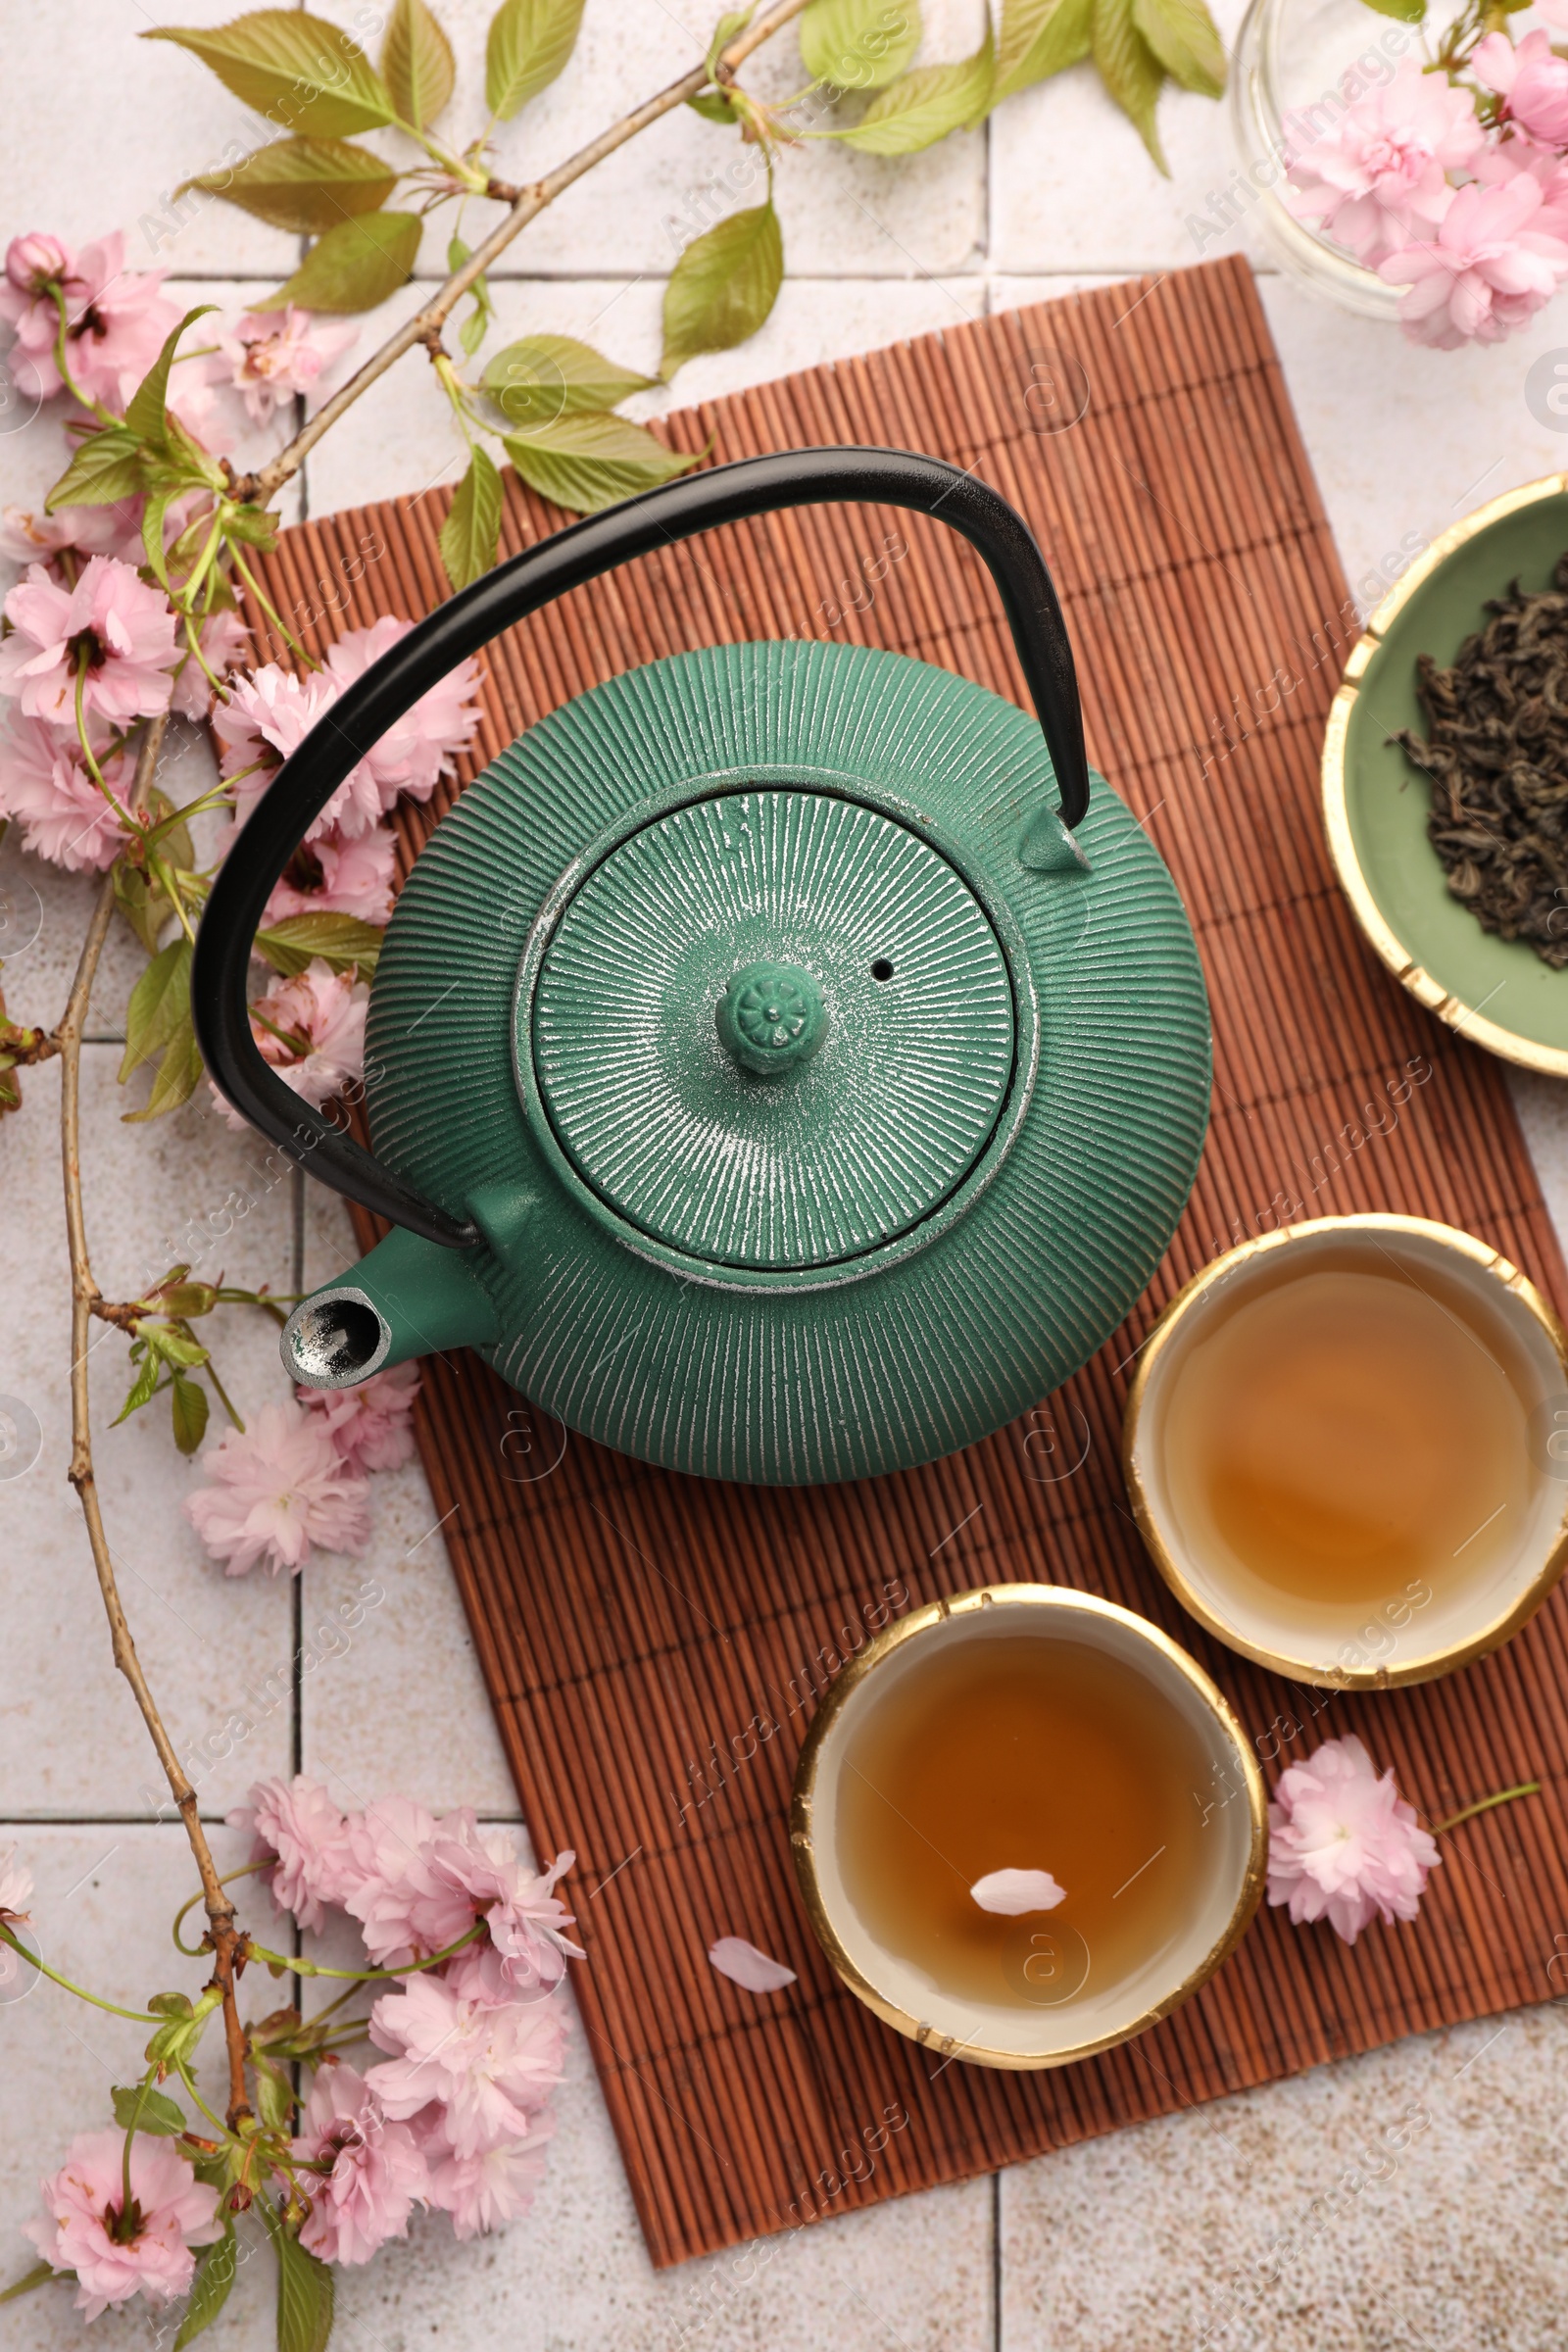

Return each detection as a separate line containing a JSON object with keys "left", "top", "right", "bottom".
{"left": 785, "top": 0, "right": 1224, "bottom": 172}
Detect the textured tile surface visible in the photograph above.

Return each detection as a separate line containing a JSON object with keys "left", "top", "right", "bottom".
{"left": 7, "top": 0, "right": 1568, "bottom": 2339}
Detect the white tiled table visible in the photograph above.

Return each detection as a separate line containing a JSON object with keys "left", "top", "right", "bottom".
{"left": 5, "top": 6, "right": 1568, "bottom": 2347}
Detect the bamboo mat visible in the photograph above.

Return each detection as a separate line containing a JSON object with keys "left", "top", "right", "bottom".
{"left": 246, "top": 256, "right": 1568, "bottom": 2268}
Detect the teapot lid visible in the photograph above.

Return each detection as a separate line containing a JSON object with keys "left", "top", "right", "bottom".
{"left": 531, "top": 787, "right": 1014, "bottom": 1271}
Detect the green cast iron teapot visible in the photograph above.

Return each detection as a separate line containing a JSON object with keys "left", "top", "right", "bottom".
{"left": 194, "top": 448, "right": 1211, "bottom": 1486}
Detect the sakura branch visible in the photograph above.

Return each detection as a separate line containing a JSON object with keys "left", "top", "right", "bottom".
{"left": 0, "top": 1, "right": 1238, "bottom": 2342}
{"left": 0, "top": 1783, "right": 578, "bottom": 2332}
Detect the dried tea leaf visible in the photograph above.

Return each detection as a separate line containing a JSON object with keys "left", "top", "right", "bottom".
{"left": 1393, "top": 555, "right": 1568, "bottom": 969}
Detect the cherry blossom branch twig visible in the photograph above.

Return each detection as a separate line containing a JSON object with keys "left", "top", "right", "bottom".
{"left": 54, "top": 710, "right": 254, "bottom": 2131}
{"left": 234, "top": 0, "right": 813, "bottom": 506}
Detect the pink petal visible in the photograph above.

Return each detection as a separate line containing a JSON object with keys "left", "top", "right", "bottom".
{"left": 708, "top": 1936, "right": 797, "bottom": 1992}
{"left": 969, "top": 1867, "right": 1066, "bottom": 1915}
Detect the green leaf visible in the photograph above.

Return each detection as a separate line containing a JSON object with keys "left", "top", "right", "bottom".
{"left": 112, "top": 2082, "right": 188, "bottom": 2135}
{"left": 112, "top": 1347, "right": 163, "bottom": 1427}
{"left": 708, "top": 6, "right": 755, "bottom": 73}
{"left": 121, "top": 938, "right": 193, "bottom": 1082}
{"left": 834, "top": 24, "right": 994, "bottom": 151}
{"left": 383, "top": 0, "right": 457, "bottom": 124}
{"left": 123, "top": 1005, "right": 205, "bottom": 1124}
{"left": 1092, "top": 0, "right": 1167, "bottom": 169}
{"left": 142, "top": 488, "right": 174, "bottom": 590}
{"left": 158, "top": 1282, "right": 219, "bottom": 1318}
{"left": 253, "top": 211, "right": 422, "bottom": 315}
{"left": 485, "top": 0, "right": 586, "bottom": 118}
{"left": 448, "top": 237, "right": 497, "bottom": 360}
{"left": 144, "top": 1985, "right": 220, "bottom": 2067}
{"left": 261, "top": 2203, "right": 333, "bottom": 2352}
{"left": 687, "top": 86, "right": 741, "bottom": 121}
{"left": 141, "top": 1321, "right": 210, "bottom": 1369}
{"left": 124, "top": 307, "right": 218, "bottom": 454}
{"left": 994, "top": 0, "right": 1094, "bottom": 96}
{"left": 503, "top": 414, "right": 700, "bottom": 514}
{"left": 178, "top": 137, "right": 398, "bottom": 235}
{"left": 44, "top": 426, "right": 145, "bottom": 514}
{"left": 660, "top": 199, "right": 782, "bottom": 381}
{"left": 1359, "top": 0, "right": 1424, "bottom": 17}
{"left": 174, "top": 2231, "right": 237, "bottom": 2349}
{"left": 223, "top": 502, "right": 281, "bottom": 550}
{"left": 1131, "top": 0, "right": 1224, "bottom": 94}
{"left": 171, "top": 1374, "right": 211, "bottom": 1455}
{"left": 438, "top": 445, "right": 505, "bottom": 591}
{"left": 252, "top": 2053, "right": 296, "bottom": 2132}
{"left": 253, "top": 911, "right": 385, "bottom": 977}
{"left": 801, "top": 0, "right": 922, "bottom": 89}
{"left": 0, "top": 2263, "right": 57, "bottom": 2308}
{"left": 143, "top": 13, "right": 394, "bottom": 135}
{"left": 114, "top": 863, "right": 173, "bottom": 957}
{"left": 481, "top": 332, "right": 654, "bottom": 427}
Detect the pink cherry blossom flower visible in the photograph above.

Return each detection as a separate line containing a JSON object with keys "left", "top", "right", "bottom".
{"left": 1380, "top": 167, "right": 1568, "bottom": 347}
{"left": 1266, "top": 1735, "right": 1441, "bottom": 1944}
{"left": 229, "top": 1775, "right": 355, "bottom": 1933}
{"left": 0, "top": 502, "right": 135, "bottom": 567}
{"left": 342, "top": 1809, "right": 580, "bottom": 1984}
{"left": 291, "top": 2061, "right": 427, "bottom": 2266}
{"left": 1476, "top": 133, "right": 1568, "bottom": 241}
{"left": 0, "top": 557, "right": 179, "bottom": 726}
{"left": 261, "top": 819, "right": 397, "bottom": 929}
{"left": 215, "top": 308, "right": 358, "bottom": 427}
{"left": 23, "top": 2130, "right": 221, "bottom": 2321}
{"left": 213, "top": 663, "right": 385, "bottom": 841}
{"left": 1286, "top": 57, "right": 1484, "bottom": 262}
{"left": 420, "top": 2108, "right": 555, "bottom": 2238}
{"left": 337, "top": 1793, "right": 440, "bottom": 1936}
{"left": 300, "top": 1361, "right": 420, "bottom": 1476}
{"left": 171, "top": 610, "right": 253, "bottom": 721}
{"left": 0, "top": 712, "right": 132, "bottom": 871}
{"left": 184, "top": 1398, "right": 370, "bottom": 1577}
{"left": 1474, "top": 28, "right": 1568, "bottom": 148}
{"left": 367, "top": 1966, "right": 569, "bottom": 2159}
{"left": 708, "top": 1936, "right": 797, "bottom": 1992}
{"left": 214, "top": 628, "right": 482, "bottom": 838}
{"left": 6, "top": 233, "right": 72, "bottom": 295}
{"left": 209, "top": 959, "right": 368, "bottom": 1132}
{"left": 0, "top": 232, "right": 178, "bottom": 410}
{"left": 324, "top": 617, "right": 484, "bottom": 808}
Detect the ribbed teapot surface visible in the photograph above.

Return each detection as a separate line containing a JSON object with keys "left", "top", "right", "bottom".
{"left": 361, "top": 638, "right": 1211, "bottom": 1484}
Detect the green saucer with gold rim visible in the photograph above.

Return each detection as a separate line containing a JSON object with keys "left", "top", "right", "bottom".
{"left": 1323, "top": 473, "right": 1568, "bottom": 1078}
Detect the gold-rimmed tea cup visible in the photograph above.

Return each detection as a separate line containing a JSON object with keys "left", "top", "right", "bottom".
{"left": 1122, "top": 1214, "right": 1568, "bottom": 1690}
{"left": 790, "top": 1584, "right": 1266, "bottom": 2072}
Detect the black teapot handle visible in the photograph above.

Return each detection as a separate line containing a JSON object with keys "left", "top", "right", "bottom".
{"left": 193, "top": 445, "right": 1091, "bottom": 1250}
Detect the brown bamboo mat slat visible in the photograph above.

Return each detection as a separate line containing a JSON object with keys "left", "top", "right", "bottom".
{"left": 247, "top": 256, "right": 1568, "bottom": 2268}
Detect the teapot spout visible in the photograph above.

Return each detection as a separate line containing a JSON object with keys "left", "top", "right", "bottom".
{"left": 281, "top": 1223, "right": 499, "bottom": 1390}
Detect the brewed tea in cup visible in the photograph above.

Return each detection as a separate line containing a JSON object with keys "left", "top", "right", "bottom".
{"left": 1123, "top": 1214, "right": 1568, "bottom": 1687}
{"left": 791, "top": 1587, "right": 1264, "bottom": 2070}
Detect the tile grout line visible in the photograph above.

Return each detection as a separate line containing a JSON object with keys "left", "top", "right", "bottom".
{"left": 993, "top": 2168, "right": 1003, "bottom": 2352}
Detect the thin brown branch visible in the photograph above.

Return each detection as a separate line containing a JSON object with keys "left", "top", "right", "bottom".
{"left": 57, "top": 711, "right": 253, "bottom": 2132}
{"left": 236, "top": 0, "right": 813, "bottom": 506}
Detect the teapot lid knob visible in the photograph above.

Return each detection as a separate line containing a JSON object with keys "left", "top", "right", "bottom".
{"left": 715, "top": 960, "right": 826, "bottom": 1079}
